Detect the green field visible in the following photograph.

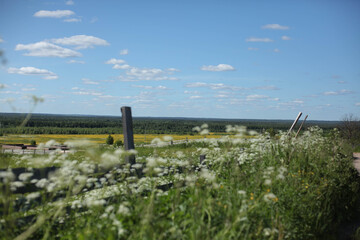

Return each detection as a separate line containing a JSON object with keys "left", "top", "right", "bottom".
{"left": 1, "top": 126, "right": 359, "bottom": 239}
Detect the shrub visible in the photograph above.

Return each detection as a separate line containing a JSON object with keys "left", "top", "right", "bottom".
{"left": 114, "top": 140, "right": 123, "bottom": 147}
{"left": 106, "top": 134, "right": 114, "bottom": 145}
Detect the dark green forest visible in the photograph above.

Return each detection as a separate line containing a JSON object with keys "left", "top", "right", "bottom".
{"left": 0, "top": 113, "right": 340, "bottom": 135}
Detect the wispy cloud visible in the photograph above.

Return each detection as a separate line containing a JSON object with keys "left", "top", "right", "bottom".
{"left": 281, "top": 36, "right": 291, "bottom": 40}
{"left": 0, "top": 37, "right": 3, "bottom": 43}
{"left": 65, "top": 0, "right": 74, "bottom": 5}
{"left": 21, "top": 88, "right": 36, "bottom": 92}
{"left": 51, "top": 35, "right": 109, "bottom": 49}
{"left": 185, "top": 82, "right": 244, "bottom": 91}
{"left": 113, "top": 64, "right": 131, "bottom": 69}
{"left": 248, "top": 47, "right": 259, "bottom": 51}
{"left": 273, "top": 48, "right": 280, "bottom": 52}
{"left": 356, "top": 103, "right": 360, "bottom": 106}
{"left": 254, "top": 85, "right": 280, "bottom": 90}
{"left": 63, "top": 18, "right": 81, "bottom": 22}
{"left": 122, "top": 67, "right": 178, "bottom": 81}
{"left": 8, "top": 66, "right": 58, "bottom": 79}
{"left": 200, "top": 64, "right": 235, "bottom": 72}
{"left": 67, "top": 59, "right": 85, "bottom": 64}
{"left": 131, "top": 85, "right": 169, "bottom": 90}
{"left": 82, "top": 78, "right": 99, "bottom": 85}
{"left": 105, "top": 58, "right": 125, "bottom": 65}
{"left": 190, "top": 95, "right": 202, "bottom": 99}
{"left": 323, "top": 89, "right": 354, "bottom": 95}
{"left": 34, "top": 10, "right": 75, "bottom": 18}
{"left": 262, "top": 24, "right": 289, "bottom": 30}
{"left": 15, "top": 41, "right": 81, "bottom": 58}
{"left": 120, "top": 49, "right": 128, "bottom": 55}
{"left": 246, "top": 37, "right": 273, "bottom": 42}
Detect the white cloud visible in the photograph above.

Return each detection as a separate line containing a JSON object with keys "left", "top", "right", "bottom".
{"left": 82, "top": 78, "right": 99, "bottom": 85}
{"left": 200, "top": 64, "right": 235, "bottom": 72}
{"left": 34, "top": 10, "right": 75, "bottom": 18}
{"left": 323, "top": 89, "right": 354, "bottom": 95}
{"left": 124, "top": 67, "right": 178, "bottom": 81}
{"left": 120, "top": 49, "right": 128, "bottom": 55}
{"left": 131, "top": 85, "right": 169, "bottom": 90}
{"left": 185, "top": 82, "right": 244, "bottom": 91}
{"left": 113, "top": 64, "right": 131, "bottom": 69}
{"left": 254, "top": 86, "right": 279, "bottom": 90}
{"left": 65, "top": 0, "right": 74, "bottom": 5}
{"left": 262, "top": 24, "right": 289, "bottom": 30}
{"left": 167, "top": 68, "right": 180, "bottom": 72}
{"left": 67, "top": 59, "right": 85, "bottom": 64}
{"left": 356, "top": 103, "right": 360, "bottom": 106}
{"left": 248, "top": 47, "right": 259, "bottom": 51}
{"left": 281, "top": 36, "right": 291, "bottom": 40}
{"left": 15, "top": 41, "right": 81, "bottom": 58}
{"left": 105, "top": 58, "right": 125, "bottom": 64}
{"left": 190, "top": 95, "right": 202, "bottom": 99}
{"left": 72, "top": 89, "right": 102, "bottom": 96}
{"left": 337, "top": 80, "right": 346, "bottom": 84}
{"left": 21, "top": 88, "right": 36, "bottom": 92}
{"left": 63, "top": 18, "right": 81, "bottom": 22}
{"left": 90, "top": 17, "right": 98, "bottom": 23}
{"left": 246, "top": 37, "right": 273, "bottom": 42}
{"left": 8, "top": 66, "right": 58, "bottom": 79}
{"left": 0, "top": 37, "right": 3, "bottom": 43}
{"left": 274, "top": 48, "right": 280, "bottom": 52}
{"left": 246, "top": 94, "right": 268, "bottom": 101}
{"left": 51, "top": 35, "right": 109, "bottom": 49}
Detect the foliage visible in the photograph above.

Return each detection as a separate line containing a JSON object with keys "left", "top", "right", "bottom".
{"left": 0, "top": 127, "right": 359, "bottom": 239}
{"left": 0, "top": 113, "right": 340, "bottom": 135}
{"left": 114, "top": 140, "right": 123, "bottom": 148}
{"left": 338, "top": 113, "right": 360, "bottom": 149}
{"left": 106, "top": 135, "right": 114, "bottom": 145}
{"left": 30, "top": 140, "right": 36, "bottom": 145}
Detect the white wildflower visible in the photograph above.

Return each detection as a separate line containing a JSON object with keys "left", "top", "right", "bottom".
{"left": 200, "top": 129, "right": 209, "bottom": 135}
{"left": 264, "top": 179, "right": 272, "bottom": 186}
{"left": 0, "top": 170, "right": 15, "bottom": 183}
{"left": 19, "top": 172, "right": 33, "bottom": 181}
{"left": 117, "top": 203, "right": 130, "bottom": 216}
{"left": 201, "top": 123, "right": 208, "bottom": 129}
{"left": 163, "top": 136, "right": 173, "bottom": 142}
{"left": 36, "top": 178, "right": 49, "bottom": 188}
{"left": 192, "top": 126, "right": 201, "bottom": 132}
{"left": 26, "top": 192, "right": 40, "bottom": 201}
{"left": 264, "top": 193, "right": 277, "bottom": 202}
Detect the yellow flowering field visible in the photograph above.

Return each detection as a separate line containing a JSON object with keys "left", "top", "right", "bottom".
{"left": 0, "top": 133, "right": 223, "bottom": 145}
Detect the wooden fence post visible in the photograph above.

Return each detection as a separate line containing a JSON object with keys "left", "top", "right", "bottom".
{"left": 287, "top": 112, "right": 302, "bottom": 135}
{"left": 121, "top": 106, "right": 136, "bottom": 164}
{"left": 295, "top": 115, "right": 308, "bottom": 138}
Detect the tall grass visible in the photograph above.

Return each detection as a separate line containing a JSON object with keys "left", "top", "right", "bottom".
{"left": 0, "top": 126, "right": 359, "bottom": 239}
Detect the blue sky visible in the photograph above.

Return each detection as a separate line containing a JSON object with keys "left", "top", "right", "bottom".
{"left": 0, "top": 0, "right": 359, "bottom": 120}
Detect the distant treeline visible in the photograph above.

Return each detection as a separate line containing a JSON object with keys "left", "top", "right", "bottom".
{"left": 0, "top": 113, "right": 340, "bottom": 135}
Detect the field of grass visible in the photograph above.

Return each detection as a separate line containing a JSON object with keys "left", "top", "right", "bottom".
{"left": 1, "top": 126, "right": 360, "bottom": 239}
{"left": 0, "top": 133, "right": 224, "bottom": 145}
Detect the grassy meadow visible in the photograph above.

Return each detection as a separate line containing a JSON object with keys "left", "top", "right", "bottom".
{"left": 1, "top": 126, "right": 360, "bottom": 239}
{"left": 0, "top": 133, "right": 223, "bottom": 145}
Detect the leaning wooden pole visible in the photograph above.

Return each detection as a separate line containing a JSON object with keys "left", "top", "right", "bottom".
{"left": 287, "top": 112, "right": 302, "bottom": 135}
{"left": 121, "top": 106, "right": 136, "bottom": 164}
{"left": 295, "top": 114, "right": 308, "bottom": 138}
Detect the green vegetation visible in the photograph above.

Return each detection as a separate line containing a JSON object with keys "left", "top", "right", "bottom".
{"left": 1, "top": 126, "right": 359, "bottom": 239}
{"left": 106, "top": 134, "right": 114, "bottom": 145}
{"left": 0, "top": 113, "right": 341, "bottom": 135}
